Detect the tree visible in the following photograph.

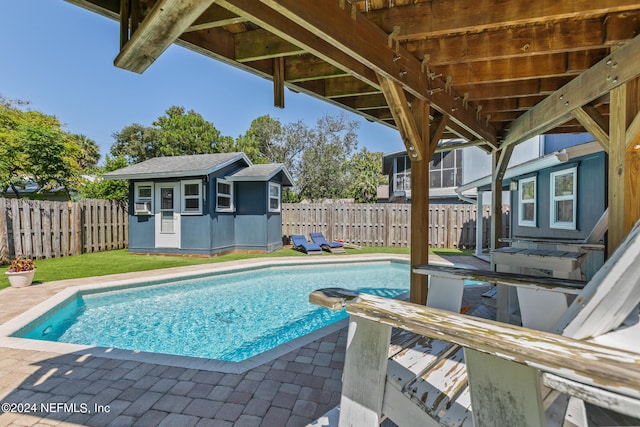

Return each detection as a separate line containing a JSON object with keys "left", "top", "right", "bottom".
{"left": 111, "top": 123, "right": 161, "bottom": 164}
{"left": 110, "top": 106, "right": 227, "bottom": 164}
{"left": 233, "top": 115, "right": 283, "bottom": 164}
{"left": 72, "top": 134, "right": 101, "bottom": 169}
{"left": 79, "top": 155, "right": 129, "bottom": 201}
{"left": 296, "top": 114, "right": 359, "bottom": 200}
{"left": 154, "top": 106, "right": 228, "bottom": 155}
{"left": 0, "top": 98, "right": 83, "bottom": 198}
{"left": 346, "top": 148, "right": 385, "bottom": 203}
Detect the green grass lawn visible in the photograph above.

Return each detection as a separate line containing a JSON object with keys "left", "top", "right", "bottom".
{"left": 0, "top": 246, "right": 471, "bottom": 290}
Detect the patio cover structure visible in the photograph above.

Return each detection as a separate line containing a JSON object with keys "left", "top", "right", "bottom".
{"left": 67, "top": 0, "right": 640, "bottom": 304}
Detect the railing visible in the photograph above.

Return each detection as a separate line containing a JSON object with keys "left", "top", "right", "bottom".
{"left": 310, "top": 288, "right": 640, "bottom": 425}
{"left": 282, "top": 202, "right": 510, "bottom": 248}
{"left": 0, "top": 198, "right": 128, "bottom": 263}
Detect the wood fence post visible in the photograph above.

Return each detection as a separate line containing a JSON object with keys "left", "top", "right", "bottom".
{"left": 0, "top": 198, "right": 9, "bottom": 263}
{"left": 72, "top": 202, "right": 82, "bottom": 255}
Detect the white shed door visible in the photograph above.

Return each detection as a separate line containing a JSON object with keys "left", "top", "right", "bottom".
{"left": 155, "top": 183, "right": 181, "bottom": 248}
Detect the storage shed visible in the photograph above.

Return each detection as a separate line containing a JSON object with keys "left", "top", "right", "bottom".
{"left": 104, "top": 152, "right": 293, "bottom": 255}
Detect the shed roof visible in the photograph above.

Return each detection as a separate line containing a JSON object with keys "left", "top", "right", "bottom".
{"left": 103, "top": 153, "right": 250, "bottom": 180}
{"left": 226, "top": 164, "right": 293, "bottom": 186}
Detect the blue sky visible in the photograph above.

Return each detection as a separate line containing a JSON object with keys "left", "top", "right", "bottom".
{"left": 0, "top": 1, "right": 404, "bottom": 163}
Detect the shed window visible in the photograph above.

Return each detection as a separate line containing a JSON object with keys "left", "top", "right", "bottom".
{"left": 216, "top": 179, "right": 234, "bottom": 212}
{"left": 268, "top": 182, "right": 281, "bottom": 212}
{"left": 550, "top": 167, "right": 577, "bottom": 230}
{"left": 134, "top": 182, "right": 153, "bottom": 215}
{"left": 518, "top": 176, "right": 536, "bottom": 227}
{"left": 181, "top": 180, "right": 202, "bottom": 215}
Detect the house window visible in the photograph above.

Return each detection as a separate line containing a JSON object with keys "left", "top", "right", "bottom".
{"left": 518, "top": 176, "right": 536, "bottom": 227}
{"left": 394, "top": 155, "right": 411, "bottom": 191}
{"left": 181, "top": 180, "right": 202, "bottom": 215}
{"left": 430, "top": 149, "right": 463, "bottom": 188}
{"left": 134, "top": 182, "right": 153, "bottom": 215}
{"left": 268, "top": 182, "right": 281, "bottom": 212}
{"left": 216, "top": 178, "right": 234, "bottom": 212}
{"left": 550, "top": 167, "right": 577, "bottom": 230}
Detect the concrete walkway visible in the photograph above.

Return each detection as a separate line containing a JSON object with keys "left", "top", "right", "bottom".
{"left": 0, "top": 254, "right": 488, "bottom": 427}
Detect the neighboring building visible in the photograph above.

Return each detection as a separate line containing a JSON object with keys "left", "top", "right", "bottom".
{"left": 381, "top": 146, "right": 465, "bottom": 203}
{"left": 457, "top": 138, "right": 606, "bottom": 278}
{"left": 104, "top": 152, "right": 293, "bottom": 256}
{"left": 2, "top": 182, "right": 71, "bottom": 201}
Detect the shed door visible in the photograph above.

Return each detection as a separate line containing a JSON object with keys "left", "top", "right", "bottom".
{"left": 155, "top": 183, "right": 181, "bottom": 248}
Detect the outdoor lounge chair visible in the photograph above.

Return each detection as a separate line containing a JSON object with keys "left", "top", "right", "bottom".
{"left": 290, "top": 234, "right": 323, "bottom": 255}
{"left": 309, "top": 220, "right": 640, "bottom": 427}
{"left": 310, "top": 232, "right": 346, "bottom": 253}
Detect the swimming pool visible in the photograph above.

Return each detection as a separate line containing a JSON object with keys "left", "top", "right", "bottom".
{"left": 15, "top": 261, "right": 409, "bottom": 362}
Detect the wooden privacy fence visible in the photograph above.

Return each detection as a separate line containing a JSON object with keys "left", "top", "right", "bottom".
{"left": 0, "top": 198, "right": 128, "bottom": 263}
{"left": 282, "top": 202, "right": 510, "bottom": 249}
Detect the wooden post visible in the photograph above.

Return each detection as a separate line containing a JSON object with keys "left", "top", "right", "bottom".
{"left": 274, "top": 57, "right": 285, "bottom": 108}
{"left": 409, "top": 100, "right": 431, "bottom": 304}
{"left": 609, "top": 78, "right": 640, "bottom": 252}
{"left": 465, "top": 348, "right": 545, "bottom": 427}
{"left": 491, "top": 146, "right": 514, "bottom": 323}
{"left": 119, "top": 0, "right": 130, "bottom": 50}
{"left": 624, "top": 79, "right": 640, "bottom": 240}
{"left": 339, "top": 316, "right": 391, "bottom": 426}
{"left": 475, "top": 192, "right": 484, "bottom": 257}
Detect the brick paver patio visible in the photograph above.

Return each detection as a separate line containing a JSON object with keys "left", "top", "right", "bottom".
{"left": 0, "top": 254, "right": 488, "bottom": 426}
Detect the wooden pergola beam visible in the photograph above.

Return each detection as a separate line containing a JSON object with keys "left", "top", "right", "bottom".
{"left": 254, "top": 0, "right": 497, "bottom": 145}
{"left": 378, "top": 75, "right": 424, "bottom": 161}
{"left": 186, "top": 4, "right": 246, "bottom": 32}
{"left": 503, "top": 34, "right": 640, "bottom": 148}
{"left": 235, "top": 29, "right": 304, "bottom": 62}
{"left": 365, "top": 0, "right": 640, "bottom": 41}
{"left": 572, "top": 106, "right": 610, "bottom": 151}
{"left": 405, "top": 18, "right": 618, "bottom": 66}
{"left": 114, "top": 0, "right": 217, "bottom": 73}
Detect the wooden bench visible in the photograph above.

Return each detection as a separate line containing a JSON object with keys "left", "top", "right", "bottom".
{"left": 414, "top": 264, "right": 587, "bottom": 329}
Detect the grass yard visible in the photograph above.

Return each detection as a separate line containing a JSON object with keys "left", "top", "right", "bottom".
{"left": 0, "top": 246, "right": 471, "bottom": 290}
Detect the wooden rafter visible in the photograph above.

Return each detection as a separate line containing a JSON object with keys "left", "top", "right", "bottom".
{"left": 405, "top": 18, "right": 620, "bottom": 66}
{"left": 364, "top": 0, "right": 640, "bottom": 41}
{"left": 235, "top": 29, "right": 304, "bottom": 62}
{"left": 114, "top": 0, "right": 217, "bottom": 73}
{"left": 503, "top": 34, "right": 640, "bottom": 147}
{"left": 218, "top": 0, "right": 377, "bottom": 88}
{"left": 252, "top": 0, "right": 497, "bottom": 145}
{"left": 186, "top": 5, "right": 246, "bottom": 32}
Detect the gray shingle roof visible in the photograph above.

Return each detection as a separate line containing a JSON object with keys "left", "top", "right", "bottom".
{"left": 226, "top": 164, "right": 293, "bottom": 186}
{"left": 103, "top": 153, "right": 249, "bottom": 180}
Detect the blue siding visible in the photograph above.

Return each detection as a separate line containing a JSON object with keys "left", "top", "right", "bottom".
{"left": 543, "top": 133, "right": 593, "bottom": 154}
{"left": 511, "top": 151, "right": 606, "bottom": 240}
{"left": 180, "top": 215, "right": 211, "bottom": 251}
{"left": 127, "top": 158, "right": 285, "bottom": 255}
{"left": 128, "top": 214, "right": 155, "bottom": 252}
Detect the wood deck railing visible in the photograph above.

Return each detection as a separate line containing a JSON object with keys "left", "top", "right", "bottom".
{"left": 310, "top": 288, "right": 640, "bottom": 425}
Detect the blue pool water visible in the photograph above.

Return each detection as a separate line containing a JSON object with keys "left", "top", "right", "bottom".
{"left": 19, "top": 262, "right": 409, "bottom": 362}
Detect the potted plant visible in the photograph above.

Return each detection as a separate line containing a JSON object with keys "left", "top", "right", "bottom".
{"left": 5, "top": 256, "right": 37, "bottom": 287}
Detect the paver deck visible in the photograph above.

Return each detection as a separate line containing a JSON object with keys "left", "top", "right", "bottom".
{"left": 0, "top": 254, "right": 488, "bottom": 426}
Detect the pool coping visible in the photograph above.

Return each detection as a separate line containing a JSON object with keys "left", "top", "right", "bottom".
{"left": 0, "top": 254, "right": 410, "bottom": 374}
